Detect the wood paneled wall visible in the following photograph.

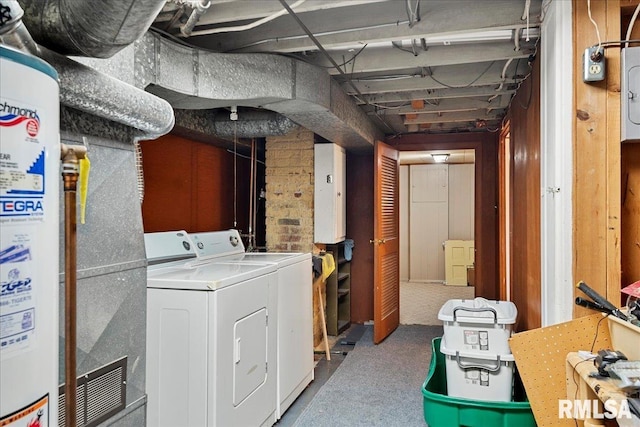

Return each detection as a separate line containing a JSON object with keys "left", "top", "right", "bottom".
{"left": 573, "top": 0, "right": 623, "bottom": 315}
{"left": 346, "top": 152, "right": 375, "bottom": 323}
{"left": 140, "top": 134, "right": 251, "bottom": 233}
{"left": 508, "top": 54, "right": 542, "bottom": 331}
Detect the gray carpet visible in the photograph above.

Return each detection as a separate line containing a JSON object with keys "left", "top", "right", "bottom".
{"left": 293, "top": 325, "right": 443, "bottom": 427}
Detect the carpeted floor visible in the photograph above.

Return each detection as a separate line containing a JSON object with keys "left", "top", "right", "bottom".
{"left": 292, "top": 325, "right": 443, "bottom": 427}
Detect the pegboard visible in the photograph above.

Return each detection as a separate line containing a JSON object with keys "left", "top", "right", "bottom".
{"left": 509, "top": 314, "right": 612, "bottom": 427}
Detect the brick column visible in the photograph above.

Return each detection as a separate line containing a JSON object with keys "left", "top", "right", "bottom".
{"left": 265, "top": 127, "right": 315, "bottom": 252}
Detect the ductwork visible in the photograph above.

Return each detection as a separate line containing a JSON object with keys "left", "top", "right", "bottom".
{"left": 137, "top": 32, "right": 383, "bottom": 150}
{"left": 3, "top": 0, "right": 380, "bottom": 149}
{"left": 0, "top": 0, "right": 39, "bottom": 53}
{"left": 211, "top": 110, "right": 299, "bottom": 138}
{"left": 19, "top": 0, "right": 166, "bottom": 58}
{"left": 0, "top": 0, "right": 174, "bottom": 140}
{"left": 39, "top": 47, "right": 175, "bottom": 140}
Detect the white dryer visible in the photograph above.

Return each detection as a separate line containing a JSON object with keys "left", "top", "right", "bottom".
{"left": 145, "top": 231, "right": 278, "bottom": 427}
{"left": 189, "top": 230, "right": 313, "bottom": 418}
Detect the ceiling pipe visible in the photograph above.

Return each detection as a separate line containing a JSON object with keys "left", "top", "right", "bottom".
{"left": 187, "top": 0, "right": 306, "bottom": 37}
{"left": 19, "top": 0, "right": 166, "bottom": 58}
{"left": 179, "top": 0, "right": 212, "bottom": 37}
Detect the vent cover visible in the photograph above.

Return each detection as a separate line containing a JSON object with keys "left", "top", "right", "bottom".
{"left": 59, "top": 356, "right": 127, "bottom": 427}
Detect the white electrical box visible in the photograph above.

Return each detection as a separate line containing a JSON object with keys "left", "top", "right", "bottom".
{"left": 622, "top": 46, "right": 640, "bottom": 142}
{"left": 314, "top": 143, "right": 346, "bottom": 243}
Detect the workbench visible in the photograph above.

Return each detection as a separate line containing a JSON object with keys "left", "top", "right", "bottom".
{"left": 566, "top": 352, "right": 640, "bottom": 427}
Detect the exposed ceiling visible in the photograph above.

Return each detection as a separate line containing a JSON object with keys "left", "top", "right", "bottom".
{"left": 152, "top": 0, "right": 543, "bottom": 137}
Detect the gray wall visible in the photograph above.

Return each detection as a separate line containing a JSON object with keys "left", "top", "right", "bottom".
{"left": 58, "top": 107, "right": 147, "bottom": 426}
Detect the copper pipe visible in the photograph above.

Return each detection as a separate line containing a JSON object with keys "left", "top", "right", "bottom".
{"left": 252, "top": 139, "right": 258, "bottom": 250}
{"left": 61, "top": 144, "right": 85, "bottom": 427}
{"left": 248, "top": 138, "right": 255, "bottom": 249}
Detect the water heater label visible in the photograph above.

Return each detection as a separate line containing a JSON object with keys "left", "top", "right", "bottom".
{"left": 0, "top": 393, "right": 49, "bottom": 426}
{"left": 0, "top": 96, "right": 46, "bottom": 221}
{"left": 0, "top": 228, "right": 35, "bottom": 356}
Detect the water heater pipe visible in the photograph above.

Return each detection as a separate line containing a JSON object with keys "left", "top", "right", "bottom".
{"left": 60, "top": 143, "right": 87, "bottom": 427}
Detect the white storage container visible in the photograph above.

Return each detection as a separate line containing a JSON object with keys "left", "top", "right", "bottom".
{"left": 440, "top": 340, "right": 515, "bottom": 402}
{"left": 438, "top": 298, "right": 517, "bottom": 354}
{"left": 606, "top": 311, "right": 640, "bottom": 361}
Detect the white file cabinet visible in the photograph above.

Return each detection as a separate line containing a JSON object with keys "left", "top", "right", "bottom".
{"left": 314, "top": 143, "right": 346, "bottom": 243}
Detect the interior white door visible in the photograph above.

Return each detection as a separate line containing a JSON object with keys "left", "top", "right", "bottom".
{"left": 409, "top": 164, "right": 449, "bottom": 282}
{"left": 444, "top": 240, "right": 475, "bottom": 285}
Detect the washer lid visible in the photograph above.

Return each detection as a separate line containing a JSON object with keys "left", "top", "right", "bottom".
{"left": 222, "top": 252, "right": 311, "bottom": 267}
{"left": 147, "top": 261, "right": 276, "bottom": 290}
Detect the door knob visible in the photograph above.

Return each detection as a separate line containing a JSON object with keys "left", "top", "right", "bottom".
{"left": 369, "top": 238, "right": 386, "bottom": 245}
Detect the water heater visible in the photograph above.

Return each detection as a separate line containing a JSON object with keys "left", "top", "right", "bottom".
{"left": 0, "top": 45, "right": 59, "bottom": 426}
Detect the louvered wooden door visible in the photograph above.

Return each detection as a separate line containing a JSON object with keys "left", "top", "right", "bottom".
{"left": 373, "top": 141, "right": 400, "bottom": 344}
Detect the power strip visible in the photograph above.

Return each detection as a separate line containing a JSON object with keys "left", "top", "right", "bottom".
{"left": 583, "top": 46, "right": 606, "bottom": 82}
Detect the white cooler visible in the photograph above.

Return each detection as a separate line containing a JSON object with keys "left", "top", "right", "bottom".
{"left": 438, "top": 298, "right": 517, "bottom": 355}
{"left": 440, "top": 340, "right": 515, "bottom": 402}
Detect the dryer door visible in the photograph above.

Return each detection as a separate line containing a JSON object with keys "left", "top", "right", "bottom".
{"left": 233, "top": 308, "right": 268, "bottom": 405}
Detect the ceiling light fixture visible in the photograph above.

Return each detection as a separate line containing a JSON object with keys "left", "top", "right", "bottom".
{"left": 432, "top": 153, "right": 449, "bottom": 163}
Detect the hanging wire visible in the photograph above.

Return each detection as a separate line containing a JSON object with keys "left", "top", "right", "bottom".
{"left": 587, "top": 0, "right": 602, "bottom": 51}
{"left": 625, "top": 3, "right": 640, "bottom": 48}
{"left": 286, "top": 43, "right": 368, "bottom": 70}
{"left": 521, "top": 0, "right": 531, "bottom": 41}
{"left": 226, "top": 149, "right": 266, "bottom": 165}
{"left": 406, "top": 0, "right": 421, "bottom": 28}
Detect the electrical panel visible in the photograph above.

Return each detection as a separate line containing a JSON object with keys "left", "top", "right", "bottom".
{"left": 314, "top": 143, "right": 346, "bottom": 244}
{"left": 622, "top": 47, "right": 640, "bottom": 143}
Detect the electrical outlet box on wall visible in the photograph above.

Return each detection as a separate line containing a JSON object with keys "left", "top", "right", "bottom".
{"left": 622, "top": 47, "right": 640, "bottom": 143}
{"left": 583, "top": 46, "right": 606, "bottom": 82}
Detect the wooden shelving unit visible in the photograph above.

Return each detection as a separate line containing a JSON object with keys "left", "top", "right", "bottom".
{"left": 325, "top": 242, "right": 351, "bottom": 335}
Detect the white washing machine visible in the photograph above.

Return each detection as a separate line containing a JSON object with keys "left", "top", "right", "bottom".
{"left": 145, "top": 231, "right": 278, "bottom": 427}
{"left": 188, "top": 230, "right": 313, "bottom": 418}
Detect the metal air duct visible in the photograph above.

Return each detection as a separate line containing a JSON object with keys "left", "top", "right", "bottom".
{"left": 212, "top": 110, "right": 299, "bottom": 138}
{"left": 19, "top": 0, "right": 166, "bottom": 58}
{"left": 0, "top": 0, "right": 174, "bottom": 141}
{"left": 138, "top": 32, "right": 383, "bottom": 150}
